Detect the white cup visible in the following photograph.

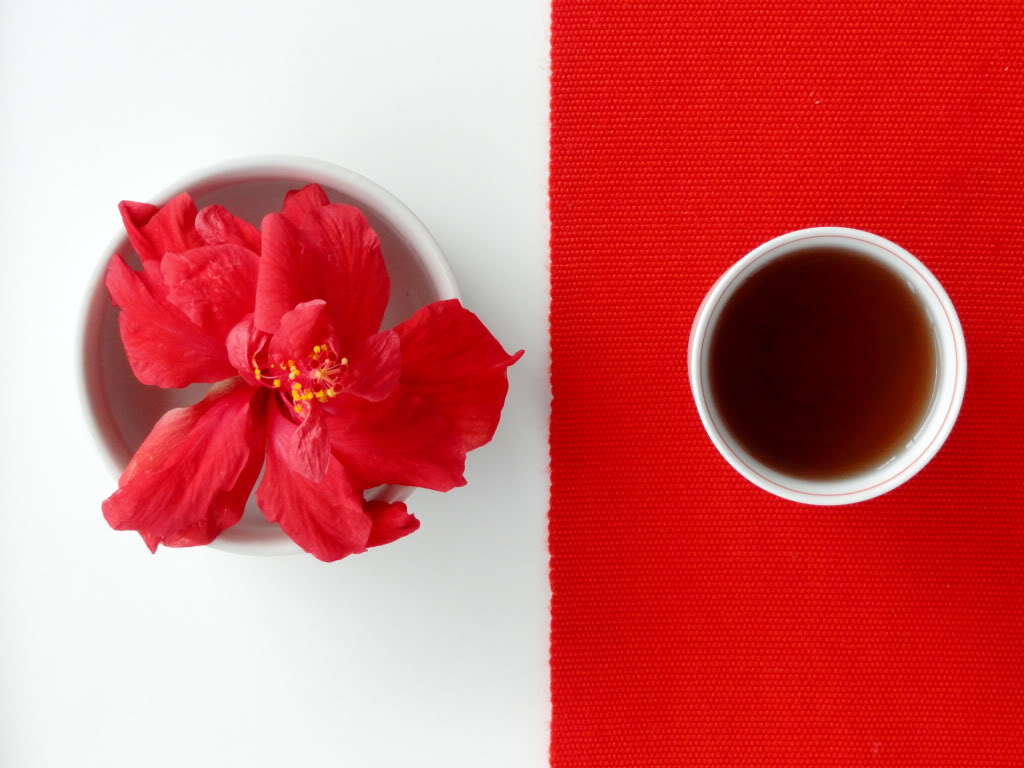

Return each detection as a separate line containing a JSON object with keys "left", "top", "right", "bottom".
{"left": 687, "top": 227, "right": 967, "bottom": 505}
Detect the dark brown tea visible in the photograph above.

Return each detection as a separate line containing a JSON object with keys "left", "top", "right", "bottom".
{"left": 708, "top": 247, "right": 937, "bottom": 480}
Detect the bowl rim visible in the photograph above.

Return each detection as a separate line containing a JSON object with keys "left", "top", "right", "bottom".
{"left": 80, "top": 155, "right": 460, "bottom": 555}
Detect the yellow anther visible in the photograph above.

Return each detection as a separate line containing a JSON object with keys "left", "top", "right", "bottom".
{"left": 292, "top": 382, "right": 302, "bottom": 390}
{"left": 326, "top": 388, "right": 336, "bottom": 397}
{"left": 288, "top": 371, "right": 298, "bottom": 380}
{"left": 273, "top": 380, "right": 281, "bottom": 388}
{"left": 253, "top": 368, "right": 262, "bottom": 380}
{"left": 313, "top": 345, "right": 321, "bottom": 354}
{"left": 294, "top": 404, "right": 303, "bottom": 413}
{"left": 316, "top": 392, "right": 328, "bottom": 403}
{"left": 340, "top": 357, "right": 348, "bottom": 366}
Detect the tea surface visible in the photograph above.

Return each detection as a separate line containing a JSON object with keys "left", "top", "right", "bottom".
{"left": 708, "top": 247, "right": 937, "bottom": 480}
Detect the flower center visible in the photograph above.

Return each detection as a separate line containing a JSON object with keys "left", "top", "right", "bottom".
{"left": 253, "top": 342, "right": 348, "bottom": 414}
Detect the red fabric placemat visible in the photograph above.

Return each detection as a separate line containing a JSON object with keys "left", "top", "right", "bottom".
{"left": 549, "top": 3, "right": 1024, "bottom": 766}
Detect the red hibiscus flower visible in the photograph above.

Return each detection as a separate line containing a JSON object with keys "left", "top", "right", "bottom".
{"left": 102, "top": 184, "right": 522, "bottom": 562}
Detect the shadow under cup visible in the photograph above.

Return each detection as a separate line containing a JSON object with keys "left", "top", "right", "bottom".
{"left": 687, "top": 228, "right": 967, "bottom": 506}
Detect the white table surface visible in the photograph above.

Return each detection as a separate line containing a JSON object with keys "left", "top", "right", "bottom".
{"left": 0, "top": 2, "right": 551, "bottom": 766}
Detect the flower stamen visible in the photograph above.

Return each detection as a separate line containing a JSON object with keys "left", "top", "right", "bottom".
{"left": 262, "top": 341, "right": 349, "bottom": 414}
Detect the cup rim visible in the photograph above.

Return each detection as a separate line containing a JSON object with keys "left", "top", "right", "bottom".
{"left": 80, "top": 155, "right": 459, "bottom": 554}
{"left": 687, "top": 227, "right": 967, "bottom": 506}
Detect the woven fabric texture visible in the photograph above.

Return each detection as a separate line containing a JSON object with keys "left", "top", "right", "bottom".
{"left": 549, "top": 2, "right": 1024, "bottom": 766}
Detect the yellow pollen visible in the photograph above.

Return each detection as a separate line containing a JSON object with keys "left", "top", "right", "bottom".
{"left": 291, "top": 390, "right": 300, "bottom": 400}
{"left": 326, "top": 388, "right": 335, "bottom": 397}
{"left": 253, "top": 368, "right": 262, "bottom": 380}
{"left": 340, "top": 357, "right": 348, "bottom": 366}
{"left": 292, "top": 382, "right": 302, "bottom": 390}
{"left": 316, "top": 392, "right": 328, "bottom": 403}
{"left": 294, "top": 404, "right": 303, "bottom": 413}
{"left": 288, "top": 371, "right": 298, "bottom": 380}
{"left": 313, "top": 345, "right": 321, "bottom": 354}
{"left": 273, "top": 380, "right": 281, "bottom": 388}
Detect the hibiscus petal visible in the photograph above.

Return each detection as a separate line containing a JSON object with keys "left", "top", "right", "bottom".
{"left": 119, "top": 194, "right": 204, "bottom": 263}
{"left": 138, "top": 258, "right": 172, "bottom": 301}
{"left": 280, "top": 183, "right": 330, "bottom": 228}
{"left": 226, "top": 314, "right": 269, "bottom": 385}
{"left": 327, "top": 389, "right": 467, "bottom": 491}
{"left": 289, "top": 406, "right": 331, "bottom": 482}
{"left": 106, "top": 254, "right": 236, "bottom": 387}
{"left": 343, "top": 330, "right": 400, "bottom": 402}
{"left": 257, "top": 405, "right": 371, "bottom": 562}
{"left": 255, "top": 205, "right": 389, "bottom": 345}
{"left": 393, "top": 299, "right": 523, "bottom": 450}
{"left": 102, "top": 380, "right": 268, "bottom": 551}
{"left": 365, "top": 500, "right": 420, "bottom": 548}
{"left": 301, "top": 204, "right": 390, "bottom": 348}
{"left": 267, "top": 300, "right": 334, "bottom": 363}
{"left": 255, "top": 213, "right": 305, "bottom": 333}
{"left": 195, "top": 205, "right": 262, "bottom": 253}
{"left": 150, "top": 426, "right": 266, "bottom": 550}
{"left": 161, "top": 245, "right": 260, "bottom": 341}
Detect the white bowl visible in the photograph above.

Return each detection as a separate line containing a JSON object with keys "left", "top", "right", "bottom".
{"left": 81, "top": 157, "right": 459, "bottom": 555}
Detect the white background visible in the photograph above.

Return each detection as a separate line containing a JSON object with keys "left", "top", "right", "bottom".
{"left": 0, "top": 1, "right": 551, "bottom": 766}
